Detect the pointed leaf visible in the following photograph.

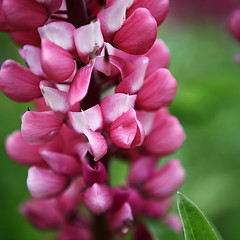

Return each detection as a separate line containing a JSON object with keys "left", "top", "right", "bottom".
{"left": 177, "top": 192, "right": 220, "bottom": 240}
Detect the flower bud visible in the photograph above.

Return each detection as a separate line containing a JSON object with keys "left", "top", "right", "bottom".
{"left": 83, "top": 183, "right": 112, "bottom": 215}
{"left": 142, "top": 109, "right": 185, "bottom": 156}
{"left": 142, "top": 160, "right": 185, "bottom": 199}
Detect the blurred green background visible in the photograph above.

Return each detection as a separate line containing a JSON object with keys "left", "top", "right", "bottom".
{"left": 1, "top": 8, "right": 240, "bottom": 240}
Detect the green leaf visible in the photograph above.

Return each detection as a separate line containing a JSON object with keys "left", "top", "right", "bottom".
{"left": 177, "top": 192, "right": 220, "bottom": 240}
{"left": 142, "top": 218, "right": 183, "bottom": 240}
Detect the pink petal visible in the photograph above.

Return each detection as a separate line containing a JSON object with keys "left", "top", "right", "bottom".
{"left": 21, "top": 111, "right": 63, "bottom": 145}
{"left": 101, "top": 93, "right": 136, "bottom": 126}
{"left": 40, "top": 150, "right": 81, "bottom": 177}
{"left": 126, "top": 0, "right": 169, "bottom": 25}
{"left": 145, "top": 39, "right": 170, "bottom": 77}
{"left": 38, "top": 22, "right": 76, "bottom": 54}
{"left": 113, "top": 8, "right": 157, "bottom": 55}
{"left": 68, "top": 60, "right": 94, "bottom": 106}
{"left": 41, "top": 38, "right": 75, "bottom": 82}
{"left": 2, "top": 0, "right": 47, "bottom": 31}
{"left": 83, "top": 183, "right": 112, "bottom": 215}
{"left": 10, "top": 29, "right": 41, "bottom": 46}
{"left": 69, "top": 104, "right": 103, "bottom": 134}
{"left": 142, "top": 109, "right": 186, "bottom": 156}
{"left": 27, "top": 166, "right": 68, "bottom": 199}
{"left": 19, "top": 45, "right": 45, "bottom": 78}
{"left": 228, "top": 9, "right": 240, "bottom": 41}
{"left": 0, "top": 60, "right": 41, "bottom": 102}
{"left": 83, "top": 128, "right": 108, "bottom": 161}
{"left": 36, "top": 0, "right": 63, "bottom": 12}
{"left": 97, "top": 0, "right": 128, "bottom": 41}
{"left": 143, "top": 160, "right": 185, "bottom": 199}
{"left": 110, "top": 108, "right": 144, "bottom": 149}
{"left": 136, "top": 68, "right": 177, "bottom": 111}
{"left": 40, "top": 82, "right": 69, "bottom": 114}
{"left": 82, "top": 161, "right": 108, "bottom": 186}
{"left": 74, "top": 21, "right": 104, "bottom": 63}
{"left": 165, "top": 214, "right": 183, "bottom": 233}
{"left": 109, "top": 202, "right": 133, "bottom": 235}
{"left": 128, "top": 157, "right": 157, "bottom": 187}
{"left": 115, "top": 56, "right": 149, "bottom": 94}
{"left": 136, "top": 110, "right": 155, "bottom": 136}
{"left": 20, "top": 199, "right": 64, "bottom": 230}
{"left": 129, "top": 189, "right": 171, "bottom": 218}
{"left": 5, "top": 131, "right": 43, "bottom": 165}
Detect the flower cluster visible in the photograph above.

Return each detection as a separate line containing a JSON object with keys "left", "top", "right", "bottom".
{"left": 0, "top": 0, "right": 186, "bottom": 239}
{"left": 228, "top": 8, "right": 240, "bottom": 62}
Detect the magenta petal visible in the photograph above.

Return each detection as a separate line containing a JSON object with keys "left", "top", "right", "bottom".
{"left": 136, "top": 68, "right": 177, "bottom": 111}
{"left": 115, "top": 56, "right": 149, "bottom": 94}
{"left": 40, "top": 150, "right": 81, "bottom": 177}
{"left": 97, "top": 0, "right": 127, "bottom": 41}
{"left": 20, "top": 199, "right": 64, "bottom": 230}
{"left": 136, "top": 110, "right": 155, "bottom": 136}
{"left": 126, "top": 0, "right": 169, "bottom": 25}
{"left": 228, "top": 9, "right": 240, "bottom": 42}
{"left": 74, "top": 21, "right": 104, "bottom": 63}
{"left": 109, "top": 202, "right": 133, "bottom": 235}
{"left": 10, "top": 29, "right": 41, "bottom": 46}
{"left": 145, "top": 39, "right": 170, "bottom": 77}
{"left": 41, "top": 39, "right": 75, "bottom": 82}
{"left": 21, "top": 111, "right": 63, "bottom": 145}
{"left": 2, "top": 0, "right": 47, "bottom": 31}
{"left": 36, "top": 0, "right": 63, "bottom": 12}
{"left": 113, "top": 8, "right": 157, "bottom": 55}
{"left": 83, "top": 128, "right": 108, "bottom": 161}
{"left": 143, "top": 160, "right": 185, "bottom": 199}
{"left": 128, "top": 157, "right": 157, "bottom": 187}
{"left": 110, "top": 108, "right": 144, "bottom": 149}
{"left": 27, "top": 166, "right": 68, "bottom": 199}
{"left": 101, "top": 93, "right": 136, "bottom": 126}
{"left": 38, "top": 22, "right": 76, "bottom": 54}
{"left": 5, "top": 131, "right": 43, "bottom": 165}
{"left": 83, "top": 183, "right": 112, "bottom": 215}
{"left": 40, "top": 82, "right": 69, "bottom": 114}
{"left": 129, "top": 189, "right": 171, "bottom": 218}
{"left": 19, "top": 45, "right": 45, "bottom": 78}
{"left": 143, "top": 109, "right": 186, "bottom": 156}
{"left": 0, "top": 60, "right": 41, "bottom": 102}
{"left": 69, "top": 104, "right": 103, "bottom": 134}
{"left": 83, "top": 161, "right": 108, "bottom": 186}
{"left": 68, "top": 60, "right": 94, "bottom": 106}
{"left": 165, "top": 214, "right": 183, "bottom": 233}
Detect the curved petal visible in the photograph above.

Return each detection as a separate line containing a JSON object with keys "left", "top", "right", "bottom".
{"left": 10, "top": 29, "right": 41, "bottom": 46}
{"left": 5, "top": 131, "right": 43, "bottom": 165}
{"left": 83, "top": 128, "right": 108, "bottom": 161}
{"left": 113, "top": 8, "right": 157, "bottom": 55}
{"left": 27, "top": 166, "right": 68, "bottom": 199}
{"left": 136, "top": 68, "right": 177, "bottom": 111}
{"left": 74, "top": 21, "right": 104, "bottom": 63}
{"left": 83, "top": 183, "right": 112, "bottom": 214}
{"left": 101, "top": 93, "right": 136, "bottom": 126}
{"left": 69, "top": 104, "right": 103, "bottom": 133}
{"left": 38, "top": 22, "right": 76, "bottom": 54}
{"left": 36, "top": 0, "right": 63, "bottom": 12}
{"left": 41, "top": 39, "right": 75, "bottom": 82}
{"left": 19, "top": 45, "right": 45, "bottom": 78}
{"left": 145, "top": 39, "right": 170, "bottom": 77}
{"left": 40, "top": 150, "right": 81, "bottom": 177}
{"left": 0, "top": 60, "right": 41, "bottom": 102}
{"left": 126, "top": 0, "right": 169, "bottom": 25}
{"left": 2, "top": 0, "right": 47, "bottom": 31}
{"left": 68, "top": 60, "right": 94, "bottom": 106}
{"left": 21, "top": 111, "right": 63, "bottom": 145}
